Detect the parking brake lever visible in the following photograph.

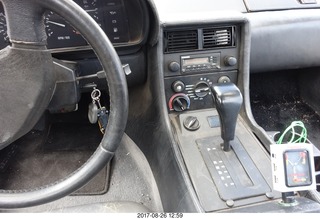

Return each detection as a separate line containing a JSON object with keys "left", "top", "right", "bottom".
{"left": 211, "top": 83, "right": 243, "bottom": 152}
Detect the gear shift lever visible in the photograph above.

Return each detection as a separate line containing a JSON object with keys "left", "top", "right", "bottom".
{"left": 211, "top": 83, "right": 243, "bottom": 152}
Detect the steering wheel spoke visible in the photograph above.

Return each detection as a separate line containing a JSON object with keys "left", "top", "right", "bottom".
{"left": 0, "top": 46, "right": 55, "bottom": 149}
{"left": 1, "top": 0, "right": 47, "bottom": 47}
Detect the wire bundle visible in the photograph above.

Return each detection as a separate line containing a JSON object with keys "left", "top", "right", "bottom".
{"left": 276, "top": 121, "right": 308, "bottom": 144}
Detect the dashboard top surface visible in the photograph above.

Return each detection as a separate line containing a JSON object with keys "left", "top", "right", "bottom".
{"left": 244, "top": 0, "right": 320, "bottom": 11}
{"left": 152, "top": 0, "right": 247, "bottom": 23}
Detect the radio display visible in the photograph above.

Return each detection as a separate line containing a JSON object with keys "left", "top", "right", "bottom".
{"left": 180, "top": 53, "right": 220, "bottom": 73}
{"left": 183, "top": 57, "right": 209, "bottom": 66}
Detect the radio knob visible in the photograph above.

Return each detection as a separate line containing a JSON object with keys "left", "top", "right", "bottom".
{"left": 168, "top": 61, "right": 180, "bottom": 72}
{"left": 172, "top": 80, "right": 185, "bottom": 93}
{"left": 224, "top": 56, "right": 237, "bottom": 66}
{"left": 194, "top": 81, "right": 210, "bottom": 98}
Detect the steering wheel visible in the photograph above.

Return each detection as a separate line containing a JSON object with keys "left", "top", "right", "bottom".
{"left": 0, "top": 0, "right": 128, "bottom": 208}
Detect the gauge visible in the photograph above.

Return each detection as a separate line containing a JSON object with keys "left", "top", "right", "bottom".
{"left": 284, "top": 150, "right": 312, "bottom": 187}
{"left": 80, "top": 0, "right": 100, "bottom": 24}
{"left": 45, "top": 11, "right": 87, "bottom": 49}
{"left": 44, "top": 0, "right": 105, "bottom": 49}
{"left": 0, "top": 3, "right": 9, "bottom": 49}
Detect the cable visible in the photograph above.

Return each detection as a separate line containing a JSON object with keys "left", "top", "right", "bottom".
{"left": 276, "top": 121, "right": 308, "bottom": 144}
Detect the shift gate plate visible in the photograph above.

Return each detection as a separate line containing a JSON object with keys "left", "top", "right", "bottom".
{"left": 197, "top": 136, "right": 271, "bottom": 201}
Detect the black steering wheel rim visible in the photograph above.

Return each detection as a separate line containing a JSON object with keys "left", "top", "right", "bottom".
{"left": 0, "top": 0, "right": 128, "bottom": 208}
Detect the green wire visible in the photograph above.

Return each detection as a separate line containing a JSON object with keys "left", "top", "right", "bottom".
{"left": 276, "top": 121, "right": 308, "bottom": 144}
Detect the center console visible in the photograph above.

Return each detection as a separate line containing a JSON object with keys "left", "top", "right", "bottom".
{"left": 163, "top": 25, "right": 239, "bottom": 112}
{"left": 161, "top": 15, "right": 320, "bottom": 212}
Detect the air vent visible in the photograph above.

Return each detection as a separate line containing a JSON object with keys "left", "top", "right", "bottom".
{"left": 164, "top": 30, "right": 198, "bottom": 53}
{"left": 202, "top": 27, "right": 234, "bottom": 49}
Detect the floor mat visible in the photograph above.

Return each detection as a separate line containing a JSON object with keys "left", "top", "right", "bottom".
{"left": 0, "top": 133, "right": 164, "bottom": 213}
{"left": 0, "top": 121, "right": 109, "bottom": 195}
{"left": 250, "top": 71, "right": 320, "bottom": 149}
{"left": 251, "top": 101, "right": 320, "bottom": 147}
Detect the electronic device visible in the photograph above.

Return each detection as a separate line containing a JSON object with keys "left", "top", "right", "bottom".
{"left": 270, "top": 143, "right": 316, "bottom": 192}
{"left": 181, "top": 53, "right": 221, "bottom": 73}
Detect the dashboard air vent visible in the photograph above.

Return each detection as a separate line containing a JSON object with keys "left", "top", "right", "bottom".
{"left": 164, "top": 30, "right": 198, "bottom": 53}
{"left": 202, "top": 27, "right": 234, "bottom": 49}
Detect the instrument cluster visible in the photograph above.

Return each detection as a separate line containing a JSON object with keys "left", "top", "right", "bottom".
{"left": 0, "top": 0, "right": 131, "bottom": 50}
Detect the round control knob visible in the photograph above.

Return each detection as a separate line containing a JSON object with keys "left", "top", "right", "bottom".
{"left": 218, "top": 76, "right": 231, "bottom": 84}
{"left": 172, "top": 97, "right": 189, "bottom": 112}
{"left": 183, "top": 116, "right": 200, "bottom": 131}
{"left": 172, "top": 80, "right": 185, "bottom": 93}
{"left": 224, "top": 56, "right": 237, "bottom": 66}
{"left": 194, "top": 81, "right": 210, "bottom": 98}
{"left": 168, "top": 61, "right": 180, "bottom": 72}
{"left": 168, "top": 93, "right": 190, "bottom": 112}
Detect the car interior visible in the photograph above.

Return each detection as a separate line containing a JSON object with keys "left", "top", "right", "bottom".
{"left": 0, "top": 0, "right": 320, "bottom": 213}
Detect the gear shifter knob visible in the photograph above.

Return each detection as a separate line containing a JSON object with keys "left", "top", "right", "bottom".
{"left": 211, "top": 83, "right": 243, "bottom": 152}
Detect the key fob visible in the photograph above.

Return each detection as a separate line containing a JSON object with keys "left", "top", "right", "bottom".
{"left": 98, "top": 107, "right": 109, "bottom": 133}
{"left": 88, "top": 102, "right": 99, "bottom": 124}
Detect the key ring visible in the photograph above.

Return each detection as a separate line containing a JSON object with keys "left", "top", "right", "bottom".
{"left": 91, "top": 87, "right": 101, "bottom": 101}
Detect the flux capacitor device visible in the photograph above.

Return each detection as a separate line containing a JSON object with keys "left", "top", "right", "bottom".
{"left": 270, "top": 143, "right": 316, "bottom": 193}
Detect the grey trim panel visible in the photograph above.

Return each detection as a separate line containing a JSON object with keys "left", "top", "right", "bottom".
{"left": 244, "top": 0, "right": 320, "bottom": 12}
{"left": 248, "top": 9, "right": 320, "bottom": 73}
{"left": 152, "top": 0, "right": 247, "bottom": 20}
{"left": 49, "top": 202, "right": 151, "bottom": 213}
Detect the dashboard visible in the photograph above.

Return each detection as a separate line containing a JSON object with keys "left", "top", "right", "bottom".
{"left": 0, "top": 0, "right": 319, "bottom": 213}
{"left": 0, "top": 0, "right": 148, "bottom": 53}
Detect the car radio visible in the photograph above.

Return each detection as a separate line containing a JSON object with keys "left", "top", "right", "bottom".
{"left": 181, "top": 53, "right": 221, "bottom": 73}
